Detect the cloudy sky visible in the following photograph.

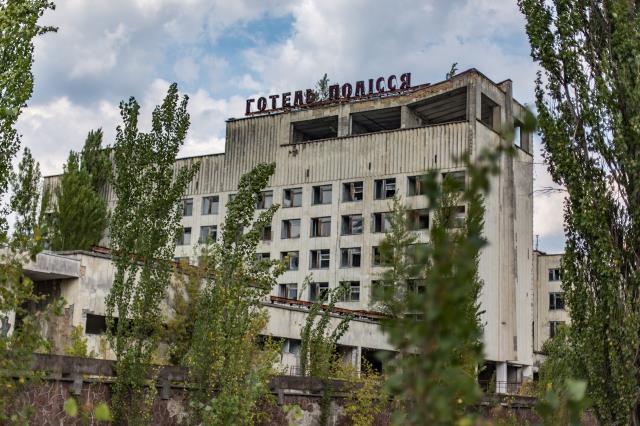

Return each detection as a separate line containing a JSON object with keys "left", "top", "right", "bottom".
{"left": 16, "top": 0, "right": 565, "bottom": 253}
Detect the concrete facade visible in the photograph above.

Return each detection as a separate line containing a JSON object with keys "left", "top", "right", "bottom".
{"left": 42, "top": 69, "right": 535, "bottom": 383}
{"left": 532, "top": 251, "right": 569, "bottom": 362}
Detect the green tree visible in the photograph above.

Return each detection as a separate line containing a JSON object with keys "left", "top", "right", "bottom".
{"left": 299, "top": 283, "right": 353, "bottom": 426}
{"left": 49, "top": 151, "right": 108, "bottom": 251}
{"left": 185, "top": 162, "right": 283, "bottom": 425}
{"left": 80, "top": 128, "right": 111, "bottom": 193}
{"left": 0, "top": 1, "right": 56, "bottom": 421}
{"left": 315, "top": 73, "right": 330, "bottom": 101}
{"left": 106, "top": 83, "right": 199, "bottom": 425}
{"left": 10, "top": 147, "right": 42, "bottom": 252}
{"left": 376, "top": 152, "right": 498, "bottom": 425}
{"left": 0, "top": 0, "right": 55, "bottom": 235}
{"left": 518, "top": 1, "right": 640, "bottom": 423}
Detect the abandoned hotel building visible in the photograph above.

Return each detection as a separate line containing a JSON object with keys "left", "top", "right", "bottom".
{"left": 31, "top": 69, "right": 546, "bottom": 392}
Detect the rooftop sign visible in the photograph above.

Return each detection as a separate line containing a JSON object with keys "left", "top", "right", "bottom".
{"left": 245, "top": 73, "right": 412, "bottom": 116}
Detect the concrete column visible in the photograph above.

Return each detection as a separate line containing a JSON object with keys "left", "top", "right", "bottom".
{"left": 400, "top": 105, "right": 421, "bottom": 129}
{"left": 496, "top": 362, "right": 508, "bottom": 394}
{"left": 355, "top": 346, "right": 362, "bottom": 375}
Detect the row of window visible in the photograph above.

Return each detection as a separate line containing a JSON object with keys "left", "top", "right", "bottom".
{"left": 181, "top": 172, "right": 466, "bottom": 217}
{"left": 176, "top": 207, "right": 465, "bottom": 246}
{"left": 272, "top": 245, "right": 404, "bottom": 270}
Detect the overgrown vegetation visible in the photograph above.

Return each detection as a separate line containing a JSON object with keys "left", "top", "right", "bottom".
{"left": 63, "top": 325, "right": 95, "bottom": 358}
{"left": 184, "top": 162, "right": 283, "bottom": 426}
{"left": 344, "top": 360, "right": 389, "bottom": 426}
{"left": 0, "top": 0, "right": 56, "bottom": 422}
{"left": 299, "top": 283, "right": 353, "bottom": 426}
{"left": 518, "top": 0, "right": 640, "bottom": 423}
{"left": 105, "top": 83, "right": 199, "bottom": 425}
{"left": 374, "top": 151, "right": 498, "bottom": 425}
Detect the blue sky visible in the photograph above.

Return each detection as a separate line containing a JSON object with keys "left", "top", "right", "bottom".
{"left": 16, "top": 0, "right": 565, "bottom": 252}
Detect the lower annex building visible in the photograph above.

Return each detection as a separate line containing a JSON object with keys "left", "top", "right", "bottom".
{"left": 40, "top": 69, "right": 535, "bottom": 390}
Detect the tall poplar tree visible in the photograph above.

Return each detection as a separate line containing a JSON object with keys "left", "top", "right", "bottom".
{"left": 106, "top": 83, "right": 199, "bottom": 425}
{"left": 49, "top": 150, "right": 108, "bottom": 251}
{"left": 518, "top": 1, "right": 640, "bottom": 423}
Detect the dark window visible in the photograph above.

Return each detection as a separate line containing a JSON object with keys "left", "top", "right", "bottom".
{"left": 480, "top": 94, "right": 501, "bottom": 130}
{"left": 342, "top": 181, "right": 363, "bottom": 202}
{"left": 406, "top": 243, "right": 428, "bottom": 265}
{"left": 310, "top": 217, "right": 331, "bottom": 237}
{"left": 182, "top": 198, "right": 193, "bottom": 216}
{"left": 351, "top": 107, "right": 402, "bottom": 135}
{"left": 372, "top": 212, "right": 391, "bottom": 233}
{"left": 291, "top": 116, "right": 338, "bottom": 143}
{"left": 408, "top": 279, "right": 426, "bottom": 294}
{"left": 341, "top": 214, "right": 363, "bottom": 235}
{"left": 177, "top": 227, "right": 191, "bottom": 245}
{"left": 256, "top": 252, "right": 270, "bottom": 262}
{"left": 281, "top": 251, "right": 299, "bottom": 271}
{"left": 549, "top": 321, "right": 565, "bottom": 338}
{"left": 548, "top": 268, "right": 561, "bottom": 281}
{"left": 310, "top": 282, "right": 329, "bottom": 301}
{"left": 261, "top": 225, "right": 272, "bottom": 241}
{"left": 408, "top": 209, "right": 429, "bottom": 230}
{"left": 549, "top": 292, "right": 565, "bottom": 310}
{"left": 340, "top": 281, "right": 360, "bottom": 302}
{"left": 407, "top": 175, "right": 427, "bottom": 196}
{"left": 312, "top": 185, "right": 332, "bottom": 205}
{"left": 256, "top": 190, "right": 273, "bottom": 209}
{"left": 202, "top": 196, "right": 219, "bottom": 215}
{"left": 310, "top": 249, "right": 330, "bottom": 269}
{"left": 442, "top": 171, "right": 466, "bottom": 192}
{"left": 85, "top": 314, "right": 110, "bottom": 335}
{"left": 278, "top": 283, "right": 298, "bottom": 300}
{"left": 228, "top": 193, "right": 237, "bottom": 203}
{"left": 199, "top": 225, "right": 217, "bottom": 243}
{"left": 372, "top": 246, "right": 390, "bottom": 266}
{"left": 282, "top": 338, "right": 301, "bottom": 354}
{"left": 283, "top": 188, "right": 303, "bottom": 208}
{"left": 374, "top": 178, "right": 396, "bottom": 199}
{"left": 281, "top": 219, "right": 301, "bottom": 239}
{"left": 340, "top": 247, "right": 361, "bottom": 268}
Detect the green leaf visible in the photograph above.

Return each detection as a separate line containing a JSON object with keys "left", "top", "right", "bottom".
{"left": 94, "top": 402, "right": 113, "bottom": 421}
{"left": 63, "top": 398, "right": 78, "bottom": 417}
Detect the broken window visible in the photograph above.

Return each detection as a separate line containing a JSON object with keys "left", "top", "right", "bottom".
{"left": 340, "top": 247, "right": 361, "bottom": 268}
{"left": 340, "top": 281, "right": 360, "bottom": 302}
{"left": 261, "top": 225, "right": 272, "bottom": 241}
{"left": 281, "top": 251, "right": 299, "bottom": 271}
{"left": 406, "top": 243, "right": 428, "bottom": 265}
{"left": 374, "top": 178, "right": 396, "bottom": 199}
{"left": 407, "top": 175, "right": 427, "bottom": 196}
{"left": 278, "top": 283, "right": 298, "bottom": 300}
{"left": 256, "top": 190, "right": 273, "bottom": 209}
{"left": 408, "top": 87, "right": 467, "bottom": 125}
{"left": 176, "top": 227, "right": 191, "bottom": 245}
{"left": 283, "top": 187, "right": 303, "bottom": 208}
{"left": 182, "top": 198, "right": 193, "bottom": 217}
{"left": 281, "top": 219, "right": 301, "bottom": 239}
{"left": 372, "top": 212, "right": 391, "bottom": 233}
{"left": 549, "top": 292, "right": 565, "bottom": 310}
{"left": 408, "top": 209, "right": 429, "bottom": 230}
{"left": 408, "top": 279, "right": 426, "bottom": 294}
{"left": 480, "top": 93, "right": 501, "bottom": 130}
{"left": 549, "top": 321, "right": 565, "bottom": 338}
{"left": 310, "top": 282, "right": 329, "bottom": 301}
{"left": 202, "top": 195, "right": 219, "bottom": 215}
{"left": 199, "top": 225, "right": 217, "bottom": 243}
{"left": 310, "top": 217, "right": 331, "bottom": 237}
{"left": 342, "top": 181, "right": 363, "bottom": 202}
{"left": 312, "top": 184, "right": 332, "bottom": 205}
{"left": 85, "top": 314, "right": 111, "bottom": 335}
{"left": 442, "top": 170, "right": 466, "bottom": 192}
{"left": 548, "top": 268, "right": 561, "bottom": 281}
{"left": 341, "top": 214, "right": 363, "bottom": 235}
{"left": 310, "top": 249, "right": 330, "bottom": 269}
{"left": 256, "top": 252, "right": 271, "bottom": 262}
{"left": 291, "top": 116, "right": 338, "bottom": 143}
{"left": 372, "top": 246, "right": 391, "bottom": 266}
{"left": 350, "top": 107, "right": 401, "bottom": 135}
